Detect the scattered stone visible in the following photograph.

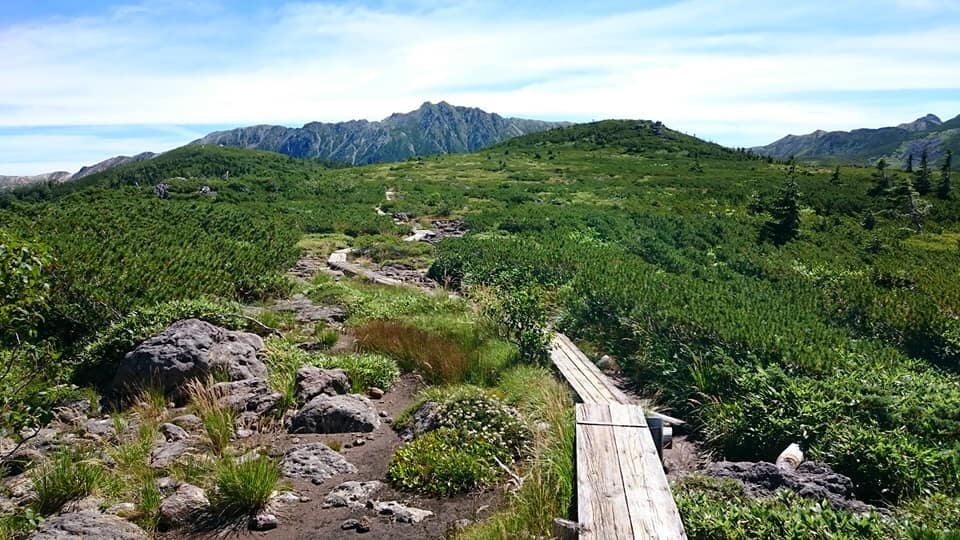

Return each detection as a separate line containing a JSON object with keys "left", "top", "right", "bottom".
{"left": 159, "top": 423, "right": 189, "bottom": 442}
{"left": 235, "top": 428, "right": 254, "bottom": 439}
{"left": 367, "top": 387, "right": 384, "bottom": 399}
{"left": 159, "top": 483, "right": 209, "bottom": 527}
{"left": 81, "top": 418, "right": 117, "bottom": 441}
{"left": 295, "top": 366, "right": 351, "bottom": 403}
{"left": 112, "top": 319, "right": 266, "bottom": 397}
{"left": 378, "top": 411, "right": 388, "bottom": 418}
{"left": 170, "top": 414, "right": 202, "bottom": 430}
{"left": 705, "top": 460, "right": 877, "bottom": 513}
{"left": 596, "top": 355, "right": 619, "bottom": 372}
{"left": 323, "top": 481, "right": 383, "bottom": 508}
{"left": 274, "top": 294, "right": 347, "bottom": 324}
{"left": 343, "top": 442, "right": 353, "bottom": 449}
{"left": 62, "top": 495, "right": 104, "bottom": 513}
{"left": 52, "top": 399, "right": 92, "bottom": 424}
{"left": 290, "top": 394, "right": 380, "bottom": 434}
{"left": 150, "top": 440, "right": 193, "bottom": 469}
{"left": 249, "top": 512, "right": 279, "bottom": 531}
{"left": 281, "top": 443, "right": 357, "bottom": 484}
{"left": 4, "top": 474, "right": 35, "bottom": 504}
{"left": 368, "top": 500, "right": 433, "bottom": 523}
{"left": 340, "top": 516, "right": 372, "bottom": 533}
{"left": 398, "top": 401, "right": 440, "bottom": 441}
{"left": 105, "top": 502, "right": 138, "bottom": 519}
{"left": 211, "top": 378, "right": 282, "bottom": 415}
{"left": 28, "top": 511, "right": 148, "bottom": 539}
{"left": 155, "top": 476, "right": 180, "bottom": 492}
{"left": 353, "top": 438, "right": 365, "bottom": 447}
{"left": 270, "top": 491, "right": 302, "bottom": 506}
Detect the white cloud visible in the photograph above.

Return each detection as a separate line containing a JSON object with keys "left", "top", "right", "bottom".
{"left": 1, "top": 0, "right": 959, "bottom": 173}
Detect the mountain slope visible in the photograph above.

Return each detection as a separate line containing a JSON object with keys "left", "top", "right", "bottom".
{"left": 193, "top": 101, "right": 568, "bottom": 165}
{"left": 752, "top": 113, "right": 960, "bottom": 169}
{"left": 0, "top": 171, "right": 72, "bottom": 189}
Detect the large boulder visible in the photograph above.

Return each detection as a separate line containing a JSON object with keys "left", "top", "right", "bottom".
{"left": 290, "top": 394, "right": 379, "bottom": 434}
{"left": 705, "top": 460, "right": 876, "bottom": 513}
{"left": 28, "top": 511, "right": 148, "bottom": 539}
{"left": 112, "top": 319, "right": 266, "bottom": 396}
{"left": 281, "top": 443, "right": 357, "bottom": 484}
{"left": 295, "top": 366, "right": 350, "bottom": 403}
{"left": 211, "top": 378, "right": 282, "bottom": 415}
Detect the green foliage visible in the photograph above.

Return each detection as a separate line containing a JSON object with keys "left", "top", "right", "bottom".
{"left": 387, "top": 428, "right": 502, "bottom": 496}
{"left": 0, "top": 508, "right": 41, "bottom": 540}
{"left": 31, "top": 450, "right": 103, "bottom": 515}
{"left": 939, "top": 150, "right": 953, "bottom": 199}
{"left": 309, "top": 353, "right": 400, "bottom": 393}
{"left": 0, "top": 231, "right": 50, "bottom": 342}
{"left": 674, "top": 475, "right": 896, "bottom": 540}
{"left": 212, "top": 454, "right": 281, "bottom": 517}
{"left": 75, "top": 297, "right": 244, "bottom": 378}
{"left": 432, "top": 387, "right": 532, "bottom": 459}
{"left": 352, "top": 233, "right": 435, "bottom": 267}
{"left": 479, "top": 283, "right": 550, "bottom": 365}
{"left": 761, "top": 176, "right": 802, "bottom": 245}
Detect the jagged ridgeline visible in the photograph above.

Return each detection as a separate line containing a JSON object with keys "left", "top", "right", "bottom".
{"left": 4, "top": 118, "right": 960, "bottom": 535}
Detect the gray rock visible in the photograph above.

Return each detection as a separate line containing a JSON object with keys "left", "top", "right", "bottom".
{"left": 170, "top": 414, "right": 202, "bottom": 430}
{"left": 368, "top": 500, "right": 433, "bottom": 523}
{"left": 322, "top": 480, "right": 382, "bottom": 508}
{"left": 112, "top": 319, "right": 266, "bottom": 396}
{"left": 367, "top": 387, "right": 384, "bottom": 399}
{"left": 82, "top": 418, "right": 118, "bottom": 441}
{"left": 62, "top": 495, "right": 104, "bottom": 513}
{"left": 211, "top": 378, "right": 282, "bottom": 415}
{"left": 155, "top": 476, "right": 180, "bottom": 492}
{"left": 398, "top": 401, "right": 440, "bottom": 441}
{"left": 341, "top": 516, "right": 372, "bottom": 532}
{"left": 295, "top": 366, "right": 350, "bottom": 403}
{"left": 52, "top": 399, "right": 92, "bottom": 424}
{"left": 249, "top": 512, "right": 278, "bottom": 531}
{"left": 596, "top": 355, "right": 619, "bottom": 372}
{"left": 705, "top": 460, "right": 877, "bottom": 513}
{"left": 28, "top": 511, "right": 148, "bottom": 539}
{"left": 105, "top": 502, "right": 138, "bottom": 519}
{"left": 150, "top": 440, "right": 193, "bottom": 469}
{"left": 159, "top": 423, "right": 189, "bottom": 442}
{"left": 160, "top": 483, "right": 209, "bottom": 527}
{"left": 290, "top": 394, "right": 379, "bottom": 434}
{"left": 281, "top": 443, "right": 357, "bottom": 483}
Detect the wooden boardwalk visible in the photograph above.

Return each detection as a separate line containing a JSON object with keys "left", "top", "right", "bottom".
{"left": 327, "top": 248, "right": 403, "bottom": 286}
{"left": 552, "top": 334, "right": 686, "bottom": 540}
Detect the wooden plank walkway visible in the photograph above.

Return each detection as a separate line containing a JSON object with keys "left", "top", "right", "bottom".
{"left": 553, "top": 334, "right": 686, "bottom": 539}
{"left": 327, "top": 248, "right": 403, "bottom": 286}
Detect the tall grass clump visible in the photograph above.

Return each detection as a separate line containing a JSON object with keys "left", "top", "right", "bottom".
{"left": 186, "top": 379, "right": 235, "bottom": 455}
{"left": 31, "top": 450, "right": 103, "bottom": 515}
{"left": 353, "top": 320, "right": 470, "bottom": 384}
{"left": 212, "top": 455, "right": 281, "bottom": 517}
{"left": 309, "top": 353, "right": 399, "bottom": 392}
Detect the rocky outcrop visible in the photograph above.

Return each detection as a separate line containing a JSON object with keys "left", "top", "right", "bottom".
{"left": 397, "top": 401, "right": 441, "bottom": 441}
{"left": 368, "top": 500, "right": 433, "bottom": 524}
{"left": 295, "top": 366, "right": 351, "bottom": 403}
{"left": 281, "top": 443, "right": 357, "bottom": 484}
{"left": 705, "top": 460, "right": 877, "bottom": 513}
{"left": 290, "top": 394, "right": 379, "bottom": 434}
{"left": 112, "top": 319, "right": 266, "bottom": 396}
{"left": 28, "top": 511, "right": 148, "bottom": 539}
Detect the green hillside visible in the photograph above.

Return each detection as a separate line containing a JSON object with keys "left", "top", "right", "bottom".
{"left": 3, "top": 120, "right": 960, "bottom": 537}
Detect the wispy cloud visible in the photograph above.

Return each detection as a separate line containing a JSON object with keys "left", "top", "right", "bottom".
{"left": 1, "top": 0, "right": 959, "bottom": 173}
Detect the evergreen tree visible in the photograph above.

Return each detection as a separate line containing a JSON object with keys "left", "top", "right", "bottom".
{"left": 830, "top": 165, "right": 841, "bottom": 185}
{"left": 761, "top": 177, "right": 802, "bottom": 245}
{"left": 869, "top": 159, "right": 890, "bottom": 195}
{"left": 862, "top": 209, "right": 876, "bottom": 230}
{"left": 938, "top": 149, "right": 953, "bottom": 199}
{"left": 889, "top": 176, "right": 931, "bottom": 234}
{"left": 916, "top": 148, "right": 931, "bottom": 195}
{"left": 905, "top": 153, "right": 914, "bottom": 172}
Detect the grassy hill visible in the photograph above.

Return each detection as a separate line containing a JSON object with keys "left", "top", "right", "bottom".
{"left": 3, "top": 120, "right": 960, "bottom": 537}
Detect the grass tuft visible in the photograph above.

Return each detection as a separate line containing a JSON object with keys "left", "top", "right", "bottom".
{"left": 212, "top": 455, "right": 281, "bottom": 517}
{"left": 186, "top": 379, "right": 235, "bottom": 455}
{"left": 31, "top": 450, "right": 103, "bottom": 515}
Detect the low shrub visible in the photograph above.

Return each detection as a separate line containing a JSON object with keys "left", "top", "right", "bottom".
{"left": 309, "top": 353, "right": 399, "bottom": 392}
{"left": 387, "top": 428, "right": 501, "bottom": 496}
{"left": 212, "top": 455, "right": 281, "bottom": 517}
{"left": 352, "top": 234, "right": 434, "bottom": 267}
{"left": 0, "top": 509, "right": 41, "bottom": 540}
{"left": 313, "top": 325, "right": 340, "bottom": 348}
{"left": 31, "top": 450, "right": 103, "bottom": 515}
{"left": 433, "top": 389, "right": 531, "bottom": 460}
{"left": 673, "top": 475, "right": 896, "bottom": 540}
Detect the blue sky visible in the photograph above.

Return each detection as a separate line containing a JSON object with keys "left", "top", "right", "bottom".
{"left": 2, "top": 0, "right": 959, "bottom": 175}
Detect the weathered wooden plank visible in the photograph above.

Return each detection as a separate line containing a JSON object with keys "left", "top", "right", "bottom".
{"left": 609, "top": 405, "right": 686, "bottom": 540}
{"left": 552, "top": 341, "right": 608, "bottom": 404}
{"left": 576, "top": 405, "right": 634, "bottom": 540}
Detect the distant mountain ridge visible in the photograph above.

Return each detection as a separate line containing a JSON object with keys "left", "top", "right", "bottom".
{"left": 192, "top": 101, "right": 568, "bottom": 165}
{"left": 1, "top": 102, "right": 567, "bottom": 189}
{"left": 752, "top": 113, "right": 960, "bottom": 169}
